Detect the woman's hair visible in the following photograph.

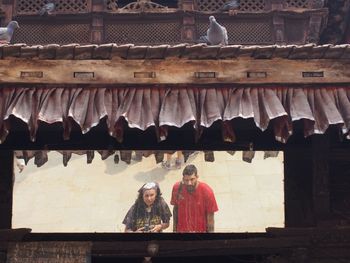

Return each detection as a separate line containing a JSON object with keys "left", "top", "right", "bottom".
{"left": 131, "top": 182, "right": 163, "bottom": 229}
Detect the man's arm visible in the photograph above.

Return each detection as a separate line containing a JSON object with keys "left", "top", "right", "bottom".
{"left": 206, "top": 213, "right": 214, "bottom": 233}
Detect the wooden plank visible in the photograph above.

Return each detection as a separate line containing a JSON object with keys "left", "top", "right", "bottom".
{"left": 0, "top": 58, "right": 348, "bottom": 84}
{"left": 284, "top": 148, "right": 314, "bottom": 227}
{"left": 92, "top": 237, "right": 309, "bottom": 257}
{"left": 0, "top": 229, "right": 31, "bottom": 241}
{"left": 6, "top": 242, "right": 92, "bottom": 263}
{"left": 0, "top": 151, "right": 13, "bottom": 229}
{"left": 312, "top": 135, "right": 330, "bottom": 224}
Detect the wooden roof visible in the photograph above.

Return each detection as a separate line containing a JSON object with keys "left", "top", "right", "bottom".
{"left": 1, "top": 43, "right": 350, "bottom": 60}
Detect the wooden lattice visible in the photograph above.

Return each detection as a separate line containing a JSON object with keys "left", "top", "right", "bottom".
{"left": 16, "top": 0, "right": 90, "bottom": 15}
{"left": 196, "top": 0, "right": 266, "bottom": 12}
{"left": 286, "top": 0, "right": 310, "bottom": 8}
{"left": 105, "top": 22, "right": 181, "bottom": 44}
{"left": 196, "top": 20, "right": 273, "bottom": 44}
{"left": 12, "top": 23, "right": 90, "bottom": 45}
{"left": 105, "top": 0, "right": 178, "bottom": 11}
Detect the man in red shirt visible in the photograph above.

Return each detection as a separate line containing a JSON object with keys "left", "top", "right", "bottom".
{"left": 171, "top": 164, "right": 218, "bottom": 232}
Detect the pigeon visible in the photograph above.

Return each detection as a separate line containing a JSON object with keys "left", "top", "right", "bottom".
{"left": 220, "top": 0, "right": 240, "bottom": 12}
{"left": 104, "top": 0, "right": 118, "bottom": 11}
{"left": 198, "top": 16, "right": 228, "bottom": 45}
{"left": 39, "top": 0, "right": 56, "bottom": 16}
{"left": 0, "top": 21, "right": 20, "bottom": 44}
{"left": 313, "top": 0, "right": 325, "bottom": 8}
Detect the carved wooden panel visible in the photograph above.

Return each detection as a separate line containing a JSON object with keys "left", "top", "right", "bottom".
{"left": 15, "top": 0, "right": 90, "bottom": 15}
{"left": 12, "top": 22, "right": 90, "bottom": 45}
{"left": 285, "top": 0, "right": 310, "bottom": 8}
{"left": 105, "top": 21, "right": 181, "bottom": 44}
{"left": 195, "top": 0, "right": 266, "bottom": 12}
{"left": 105, "top": 0, "right": 178, "bottom": 11}
{"left": 196, "top": 20, "right": 273, "bottom": 44}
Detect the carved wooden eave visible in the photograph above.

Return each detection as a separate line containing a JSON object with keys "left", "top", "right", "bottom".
{"left": 0, "top": 43, "right": 349, "bottom": 85}
{"left": 117, "top": 0, "right": 174, "bottom": 13}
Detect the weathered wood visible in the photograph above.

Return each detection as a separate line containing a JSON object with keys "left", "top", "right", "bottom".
{"left": 323, "top": 45, "right": 348, "bottom": 59}
{"left": 91, "top": 14, "right": 104, "bottom": 44}
{"left": 271, "top": 45, "right": 294, "bottom": 58}
{"left": 110, "top": 44, "right": 133, "bottom": 59}
{"left": 183, "top": 44, "right": 205, "bottom": 59}
{"left": 38, "top": 44, "right": 60, "bottom": 60}
{"left": 196, "top": 46, "right": 221, "bottom": 59}
{"left": 0, "top": 58, "right": 349, "bottom": 84}
{"left": 164, "top": 44, "right": 187, "bottom": 57}
{"left": 284, "top": 148, "right": 314, "bottom": 227}
{"left": 288, "top": 44, "right": 315, "bottom": 59}
{"left": 127, "top": 46, "right": 148, "bottom": 59}
{"left": 0, "top": 229, "right": 31, "bottom": 241}
{"left": 92, "top": 44, "right": 113, "bottom": 59}
{"left": 309, "top": 44, "right": 331, "bottom": 59}
{"left": 92, "top": 237, "right": 309, "bottom": 257}
{"left": 253, "top": 45, "right": 276, "bottom": 59}
{"left": 0, "top": 151, "right": 13, "bottom": 229}
{"left": 20, "top": 46, "right": 40, "bottom": 59}
{"left": 312, "top": 135, "right": 330, "bottom": 224}
{"left": 217, "top": 45, "right": 241, "bottom": 59}
{"left": 74, "top": 45, "right": 97, "bottom": 60}
{"left": 6, "top": 242, "right": 92, "bottom": 263}
{"left": 145, "top": 45, "right": 169, "bottom": 59}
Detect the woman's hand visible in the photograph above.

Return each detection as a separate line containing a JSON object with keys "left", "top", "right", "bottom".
{"left": 135, "top": 227, "right": 145, "bottom": 232}
{"left": 150, "top": 224, "right": 162, "bottom": 233}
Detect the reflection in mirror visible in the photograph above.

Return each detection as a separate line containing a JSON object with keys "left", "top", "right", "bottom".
{"left": 13, "top": 151, "right": 284, "bottom": 233}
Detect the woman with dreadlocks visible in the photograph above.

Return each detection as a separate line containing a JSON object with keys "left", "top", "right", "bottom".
{"left": 123, "top": 182, "right": 172, "bottom": 232}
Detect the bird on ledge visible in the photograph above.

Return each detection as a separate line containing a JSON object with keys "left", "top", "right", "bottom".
{"left": 0, "top": 21, "right": 20, "bottom": 44}
{"left": 220, "top": 0, "right": 240, "bottom": 15}
{"left": 39, "top": 0, "right": 56, "bottom": 16}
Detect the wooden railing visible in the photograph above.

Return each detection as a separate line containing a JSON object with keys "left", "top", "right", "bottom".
{"left": 10, "top": 0, "right": 326, "bottom": 16}
{"left": 2, "top": 0, "right": 328, "bottom": 45}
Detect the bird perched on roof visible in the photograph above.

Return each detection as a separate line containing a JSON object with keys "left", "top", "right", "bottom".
{"left": 220, "top": 0, "right": 240, "bottom": 15}
{"left": 198, "top": 16, "right": 228, "bottom": 45}
{"left": 39, "top": 0, "right": 56, "bottom": 16}
{"left": 0, "top": 21, "right": 20, "bottom": 44}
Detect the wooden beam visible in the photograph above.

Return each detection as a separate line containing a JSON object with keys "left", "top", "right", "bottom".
{"left": 284, "top": 148, "right": 314, "bottom": 227}
{"left": 312, "top": 135, "right": 330, "bottom": 224}
{"left": 0, "top": 151, "right": 13, "bottom": 229}
{"left": 0, "top": 58, "right": 349, "bottom": 85}
{"left": 91, "top": 237, "right": 309, "bottom": 257}
{"left": 6, "top": 242, "right": 91, "bottom": 263}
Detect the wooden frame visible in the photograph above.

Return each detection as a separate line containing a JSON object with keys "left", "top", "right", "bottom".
{"left": 0, "top": 58, "right": 349, "bottom": 85}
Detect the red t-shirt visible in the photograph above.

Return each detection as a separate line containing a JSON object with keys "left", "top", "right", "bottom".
{"left": 171, "top": 181, "right": 218, "bottom": 233}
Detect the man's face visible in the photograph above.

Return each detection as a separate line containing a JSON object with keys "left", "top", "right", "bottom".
{"left": 182, "top": 173, "right": 198, "bottom": 193}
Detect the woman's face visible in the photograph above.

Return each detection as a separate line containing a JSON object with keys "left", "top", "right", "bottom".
{"left": 143, "top": 189, "right": 157, "bottom": 207}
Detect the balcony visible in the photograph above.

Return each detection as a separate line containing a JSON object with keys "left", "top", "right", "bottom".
{"left": 6, "top": 0, "right": 328, "bottom": 45}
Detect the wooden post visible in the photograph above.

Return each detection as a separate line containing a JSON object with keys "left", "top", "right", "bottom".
{"left": 0, "top": 150, "right": 14, "bottom": 229}
{"left": 181, "top": 0, "right": 195, "bottom": 43}
{"left": 284, "top": 148, "right": 314, "bottom": 227}
{"left": 272, "top": 15, "right": 285, "bottom": 45}
{"left": 267, "top": 0, "right": 284, "bottom": 10}
{"left": 91, "top": 15, "right": 104, "bottom": 44}
{"left": 91, "top": 0, "right": 104, "bottom": 44}
{"left": 306, "top": 14, "right": 323, "bottom": 43}
{"left": 1, "top": 0, "right": 13, "bottom": 25}
{"left": 312, "top": 135, "right": 330, "bottom": 225}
